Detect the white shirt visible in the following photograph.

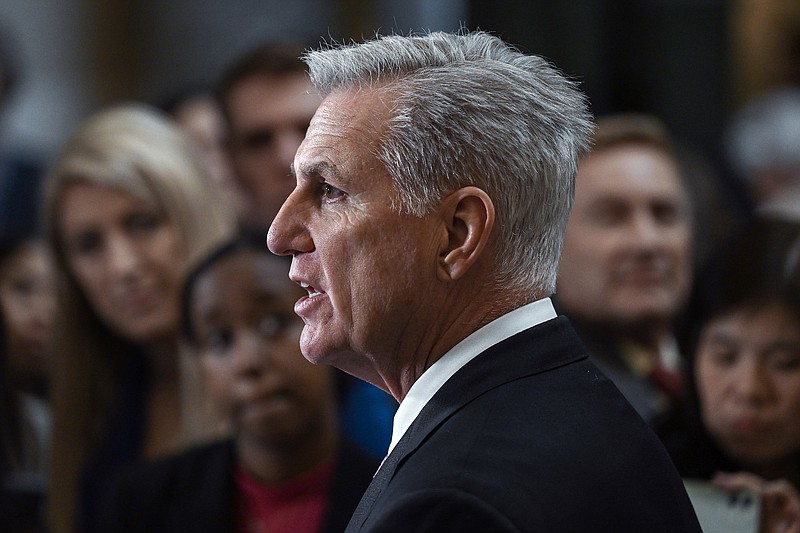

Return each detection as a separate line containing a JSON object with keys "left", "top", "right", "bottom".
{"left": 387, "top": 297, "right": 557, "bottom": 455}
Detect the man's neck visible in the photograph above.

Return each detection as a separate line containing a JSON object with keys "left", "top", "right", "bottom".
{"left": 380, "top": 286, "right": 537, "bottom": 403}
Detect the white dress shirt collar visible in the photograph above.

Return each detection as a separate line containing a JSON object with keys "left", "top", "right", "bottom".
{"left": 387, "top": 297, "right": 557, "bottom": 455}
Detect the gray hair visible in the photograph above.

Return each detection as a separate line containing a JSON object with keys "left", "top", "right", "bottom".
{"left": 303, "top": 31, "right": 593, "bottom": 294}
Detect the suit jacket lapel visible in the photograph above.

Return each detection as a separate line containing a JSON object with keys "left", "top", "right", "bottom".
{"left": 345, "top": 316, "right": 586, "bottom": 531}
{"left": 346, "top": 435, "right": 411, "bottom": 531}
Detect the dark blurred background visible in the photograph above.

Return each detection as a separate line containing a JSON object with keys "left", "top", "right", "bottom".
{"left": 1, "top": 0, "right": 798, "bottom": 188}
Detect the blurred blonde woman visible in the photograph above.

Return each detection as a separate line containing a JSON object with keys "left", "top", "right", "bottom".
{"left": 43, "top": 104, "right": 236, "bottom": 533}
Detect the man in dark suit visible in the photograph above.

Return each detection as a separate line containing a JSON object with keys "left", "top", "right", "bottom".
{"left": 267, "top": 31, "right": 702, "bottom": 532}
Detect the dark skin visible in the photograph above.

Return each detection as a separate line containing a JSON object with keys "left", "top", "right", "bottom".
{"left": 189, "top": 250, "right": 339, "bottom": 484}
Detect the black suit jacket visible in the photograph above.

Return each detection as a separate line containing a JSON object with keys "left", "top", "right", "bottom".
{"left": 98, "top": 438, "right": 377, "bottom": 533}
{"left": 347, "top": 316, "right": 701, "bottom": 532}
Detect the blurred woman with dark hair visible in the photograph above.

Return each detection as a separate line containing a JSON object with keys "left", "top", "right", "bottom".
{"left": 0, "top": 230, "right": 57, "bottom": 531}
{"left": 666, "top": 219, "right": 800, "bottom": 533}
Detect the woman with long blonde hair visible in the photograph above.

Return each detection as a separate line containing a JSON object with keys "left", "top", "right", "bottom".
{"left": 43, "top": 104, "right": 236, "bottom": 532}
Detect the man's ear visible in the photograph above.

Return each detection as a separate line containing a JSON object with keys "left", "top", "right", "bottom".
{"left": 437, "top": 186, "right": 495, "bottom": 282}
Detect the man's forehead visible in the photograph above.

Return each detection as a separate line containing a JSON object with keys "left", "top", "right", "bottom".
{"left": 296, "top": 97, "right": 385, "bottom": 158}
{"left": 311, "top": 91, "right": 364, "bottom": 126}
{"left": 291, "top": 159, "right": 341, "bottom": 181}
{"left": 315, "top": 86, "right": 396, "bottom": 128}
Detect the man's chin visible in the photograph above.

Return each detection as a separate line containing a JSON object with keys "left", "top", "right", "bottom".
{"left": 300, "top": 340, "right": 385, "bottom": 389}
{"left": 299, "top": 344, "right": 329, "bottom": 366}
{"left": 298, "top": 326, "right": 329, "bottom": 364}
{"left": 299, "top": 333, "right": 352, "bottom": 368}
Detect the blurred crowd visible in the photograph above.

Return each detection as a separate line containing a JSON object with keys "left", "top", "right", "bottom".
{"left": 0, "top": 38, "right": 393, "bottom": 533}
{"left": 1, "top": 8, "right": 800, "bottom": 533}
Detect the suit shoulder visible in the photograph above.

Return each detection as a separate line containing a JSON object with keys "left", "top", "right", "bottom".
{"left": 362, "top": 487, "right": 519, "bottom": 533}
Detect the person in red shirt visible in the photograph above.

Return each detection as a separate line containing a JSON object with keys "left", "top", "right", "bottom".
{"left": 97, "top": 232, "right": 378, "bottom": 533}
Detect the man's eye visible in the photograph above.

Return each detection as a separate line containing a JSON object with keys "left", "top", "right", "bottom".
{"left": 321, "top": 182, "right": 344, "bottom": 200}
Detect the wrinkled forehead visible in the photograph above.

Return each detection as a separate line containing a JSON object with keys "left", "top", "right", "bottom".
{"left": 292, "top": 88, "right": 395, "bottom": 178}
{"left": 313, "top": 87, "right": 395, "bottom": 138}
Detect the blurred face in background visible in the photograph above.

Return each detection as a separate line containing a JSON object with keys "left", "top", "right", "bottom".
{"left": 171, "top": 94, "right": 238, "bottom": 204}
{"left": 225, "top": 72, "right": 321, "bottom": 229}
{"left": 0, "top": 240, "right": 56, "bottom": 392}
{"left": 696, "top": 301, "right": 800, "bottom": 468}
{"left": 189, "top": 250, "right": 335, "bottom": 448}
{"left": 58, "top": 182, "right": 186, "bottom": 345}
{"left": 557, "top": 143, "right": 693, "bottom": 333}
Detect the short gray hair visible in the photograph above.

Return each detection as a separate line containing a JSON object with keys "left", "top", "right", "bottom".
{"left": 303, "top": 31, "right": 593, "bottom": 294}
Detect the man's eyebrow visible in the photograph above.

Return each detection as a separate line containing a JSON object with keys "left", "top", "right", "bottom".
{"left": 295, "top": 160, "right": 342, "bottom": 182}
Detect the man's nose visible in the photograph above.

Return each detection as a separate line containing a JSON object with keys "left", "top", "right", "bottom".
{"left": 267, "top": 188, "right": 313, "bottom": 256}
